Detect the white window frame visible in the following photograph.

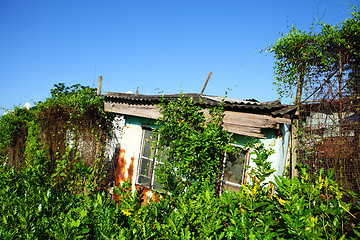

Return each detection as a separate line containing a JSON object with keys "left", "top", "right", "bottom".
{"left": 136, "top": 128, "right": 164, "bottom": 190}
{"left": 136, "top": 130, "right": 248, "bottom": 193}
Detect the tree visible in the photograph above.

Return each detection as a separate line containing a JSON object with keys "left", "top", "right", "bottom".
{"left": 270, "top": 7, "right": 360, "bottom": 104}
{"left": 269, "top": 7, "right": 360, "bottom": 185}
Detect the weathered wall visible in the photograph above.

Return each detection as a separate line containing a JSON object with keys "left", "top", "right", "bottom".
{"left": 231, "top": 124, "right": 290, "bottom": 183}
{"left": 109, "top": 114, "right": 291, "bottom": 200}
{"left": 113, "top": 124, "right": 142, "bottom": 201}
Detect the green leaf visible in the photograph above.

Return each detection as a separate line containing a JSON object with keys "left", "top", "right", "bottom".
{"left": 70, "top": 219, "right": 81, "bottom": 228}
{"left": 80, "top": 209, "right": 88, "bottom": 218}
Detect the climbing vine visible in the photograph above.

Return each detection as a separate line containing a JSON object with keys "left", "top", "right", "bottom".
{"left": 153, "top": 94, "right": 237, "bottom": 194}
{"left": 0, "top": 83, "right": 115, "bottom": 194}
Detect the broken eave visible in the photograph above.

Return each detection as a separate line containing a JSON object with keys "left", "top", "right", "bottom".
{"left": 104, "top": 93, "right": 294, "bottom": 138}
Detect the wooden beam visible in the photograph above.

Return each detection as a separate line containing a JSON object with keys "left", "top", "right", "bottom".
{"left": 223, "top": 110, "right": 291, "bottom": 127}
{"left": 201, "top": 109, "right": 265, "bottom": 137}
{"left": 223, "top": 122, "right": 262, "bottom": 133}
{"left": 104, "top": 102, "right": 161, "bottom": 119}
{"left": 223, "top": 123, "right": 265, "bottom": 138}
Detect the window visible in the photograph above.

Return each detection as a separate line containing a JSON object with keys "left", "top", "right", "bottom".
{"left": 137, "top": 129, "right": 246, "bottom": 193}
{"left": 221, "top": 148, "right": 247, "bottom": 192}
{"left": 136, "top": 128, "right": 164, "bottom": 191}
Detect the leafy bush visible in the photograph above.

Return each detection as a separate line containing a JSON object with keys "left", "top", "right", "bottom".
{"left": 0, "top": 87, "right": 359, "bottom": 239}
{"left": 1, "top": 145, "right": 358, "bottom": 239}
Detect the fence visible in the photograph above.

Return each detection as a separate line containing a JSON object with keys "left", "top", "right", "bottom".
{"left": 298, "top": 98, "right": 360, "bottom": 193}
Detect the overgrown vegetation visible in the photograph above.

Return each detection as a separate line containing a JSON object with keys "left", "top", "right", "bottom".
{"left": 1, "top": 88, "right": 360, "bottom": 239}
{"left": 269, "top": 6, "right": 360, "bottom": 194}
{"left": 0, "top": 83, "right": 114, "bottom": 194}
{"left": 269, "top": 7, "right": 360, "bottom": 103}
{"left": 153, "top": 94, "right": 236, "bottom": 195}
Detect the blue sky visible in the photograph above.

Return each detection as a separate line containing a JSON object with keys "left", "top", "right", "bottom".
{"left": 0, "top": 0, "right": 358, "bottom": 114}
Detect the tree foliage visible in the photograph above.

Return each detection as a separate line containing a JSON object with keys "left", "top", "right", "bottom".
{"left": 153, "top": 94, "right": 236, "bottom": 195}
{"left": 270, "top": 7, "right": 360, "bottom": 102}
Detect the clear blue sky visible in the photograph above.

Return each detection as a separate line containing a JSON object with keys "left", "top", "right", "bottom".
{"left": 0, "top": 0, "right": 358, "bottom": 114}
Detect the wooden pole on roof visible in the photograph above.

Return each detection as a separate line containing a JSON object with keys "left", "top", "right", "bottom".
{"left": 97, "top": 76, "right": 103, "bottom": 95}
{"left": 200, "top": 71, "right": 212, "bottom": 95}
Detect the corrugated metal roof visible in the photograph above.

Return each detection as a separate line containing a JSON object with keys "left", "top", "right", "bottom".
{"left": 104, "top": 92, "right": 294, "bottom": 116}
{"left": 202, "top": 96, "right": 261, "bottom": 105}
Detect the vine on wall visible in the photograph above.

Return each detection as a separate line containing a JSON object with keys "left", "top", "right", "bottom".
{"left": 0, "top": 83, "right": 115, "bottom": 194}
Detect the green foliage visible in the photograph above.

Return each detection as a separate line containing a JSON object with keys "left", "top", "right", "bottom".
{"left": 153, "top": 94, "right": 236, "bottom": 195}
{"left": 45, "top": 83, "right": 109, "bottom": 121}
{"left": 248, "top": 143, "right": 275, "bottom": 185}
{"left": 0, "top": 163, "right": 130, "bottom": 239}
{"left": 270, "top": 7, "right": 360, "bottom": 100}
{"left": 0, "top": 107, "right": 34, "bottom": 162}
{"left": 1, "top": 139, "right": 358, "bottom": 239}
{"left": 1, "top": 85, "right": 359, "bottom": 239}
{"left": 0, "top": 83, "right": 113, "bottom": 194}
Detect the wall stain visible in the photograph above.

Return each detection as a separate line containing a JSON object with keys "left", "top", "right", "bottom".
{"left": 113, "top": 149, "right": 126, "bottom": 202}
{"left": 113, "top": 149, "right": 159, "bottom": 204}
{"left": 128, "top": 157, "right": 134, "bottom": 181}
{"left": 135, "top": 184, "right": 160, "bottom": 204}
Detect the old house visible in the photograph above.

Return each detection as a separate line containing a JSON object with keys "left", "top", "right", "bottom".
{"left": 103, "top": 92, "right": 296, "bottom": 199}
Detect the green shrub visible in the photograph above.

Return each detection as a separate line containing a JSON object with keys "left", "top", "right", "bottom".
{"left": 0, "top": 87, "right": 359, "bottom": 239}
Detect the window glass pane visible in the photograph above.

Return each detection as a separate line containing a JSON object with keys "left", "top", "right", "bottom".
{"left": 142, "top": 129, "right": 155, "bottom": 158}
{"left": 223, "top": 150, "right": 245, "bottom": 185}
{"left": 139, "top": 157, "right": 153, "bottom": 177}
{"left": 137, "top": 128, "right": 167, "bottom": 190}
{"left": 138, "top": 175, "right": 151, "bottom": 188}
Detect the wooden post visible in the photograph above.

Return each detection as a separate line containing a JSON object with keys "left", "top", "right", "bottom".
{"left": 200, "top": 72, "right": 212, "bottom": 95}
{"left": 291, "top": 115, "right": 299, "bottom": 178}
{"left": 97, "top": 76, "right": 103, "bottom": 95}
{"left": 338, "top": 51, "right": 344, "bottom": 185}
{"left": 290, "top": 68, "right": 304, "bottom": 178}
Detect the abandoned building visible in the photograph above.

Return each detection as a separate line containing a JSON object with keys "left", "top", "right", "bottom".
{"left": 103, "top": 92, "right": 296, "bottom": 199}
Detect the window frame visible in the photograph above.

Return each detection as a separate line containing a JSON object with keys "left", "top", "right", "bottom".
{"left": 136, "top": 128, "right": 164, "bottom": 190}
{"left": 136, "top": 129, "right": 249, "bottom": 193}
{"left": 220, "top": 144, "right": 249, "bottom": 193}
